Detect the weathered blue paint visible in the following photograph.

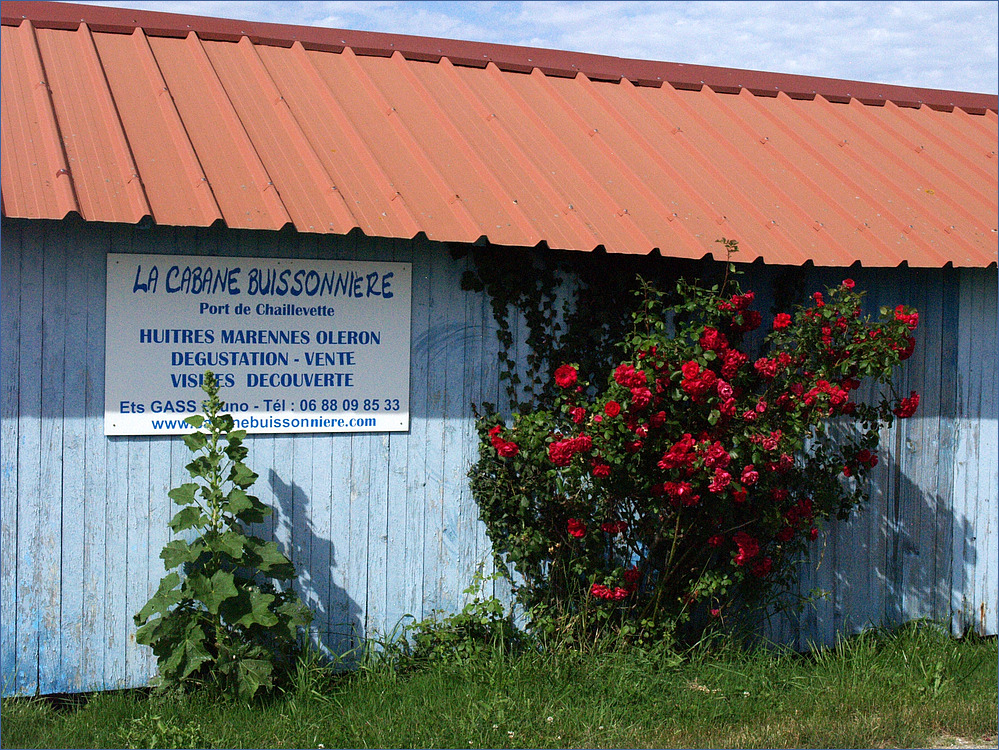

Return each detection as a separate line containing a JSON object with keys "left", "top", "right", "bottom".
{"left": 1, "top": 218, "right": 996, "bottom": 695}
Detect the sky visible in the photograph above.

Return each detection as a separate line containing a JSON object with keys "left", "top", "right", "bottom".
{"left": 61, "top": 1, "right": 998, "bottom": 94}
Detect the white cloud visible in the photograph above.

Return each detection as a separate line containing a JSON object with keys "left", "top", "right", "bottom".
{"left": 55, "top": 0, "right": 998, "bottom": 93}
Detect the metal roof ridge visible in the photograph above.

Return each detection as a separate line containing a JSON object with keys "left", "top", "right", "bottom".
{"left": 4, "top": 0, "right": 996, "bottom": 115}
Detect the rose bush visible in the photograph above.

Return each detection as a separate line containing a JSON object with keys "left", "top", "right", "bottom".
{"left": 469, "top": 252, "right": 918, "bottom": 643}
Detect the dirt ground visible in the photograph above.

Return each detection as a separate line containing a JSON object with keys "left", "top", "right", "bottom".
{"left": 923, "top": 734, "right": 997, "bottom": 749}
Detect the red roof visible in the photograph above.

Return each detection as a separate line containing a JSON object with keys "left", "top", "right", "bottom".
{"left": 2, "top": 0, "right": 996, "bottom": 267}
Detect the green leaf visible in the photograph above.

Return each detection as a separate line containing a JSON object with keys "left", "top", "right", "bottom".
{"left": 170, "top": 621, "right": 212, "bottom": 681}
{"left": 247, "top": 539, "right": 296, "bottom": 578}
{"left": 229, "top": 462, "right": 258, "bottom": 489}
{"left": 186, "top": 456, "right": 213, "bottom": 479}
{"left": 227, "top": 489, "right": 270, "bottom": 524}
{"left": 135, "top": 572, "right": 182, "bottom": 624}
{"left": 185, "top": 415, "right": 205, "bottom": 429}
{"left": 204, "top": 570, "right": 239, "bottom": 615}
{"left": 213, "top": 531, "right": 246, "bottom": 561}
{"left": 160, "top": 539, "right": 197, "bottom": 570}
{"left": 183, "top": 431, "right": 208, "bottom": 452}
{"left": 167, "top": 483, "right": 198, "bottom": 506}
{"left": 237, "top": 658, "right": 274, "bottom": 701}
{"left": 169, "top": 506, "right": 204, "bottom": 533}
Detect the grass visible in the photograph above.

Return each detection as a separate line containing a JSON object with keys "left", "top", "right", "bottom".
{"left": 2, "top": 622, "right": 996, "bottom": 749}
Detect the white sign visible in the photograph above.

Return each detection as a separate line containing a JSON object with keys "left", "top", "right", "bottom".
{"left": 105, "top": 253, "right": 412, "bottom": 435}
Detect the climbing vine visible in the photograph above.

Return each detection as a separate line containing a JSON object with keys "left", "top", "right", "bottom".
{"left": 455, "top": 243, "right": 719, "bottom": 412}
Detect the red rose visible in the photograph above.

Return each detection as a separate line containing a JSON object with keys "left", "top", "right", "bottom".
{"left": 750, "top": 557, "right": 773, "bottom": 578}
{"left": 554, "top": 364, "right": 578, "bottom": 388}
{"left": 893, "top": 391, "right": 919, "bottom": 418}
{"left": 496, "top": 440, "right": 519, "bottom": 458}
{"left": 894, "top": 305, "right": 919, "bottom": 330}
{"left": 733, "top": 531, "right": 759, "bottom": 565}
{"left": 567, "top": 518, "right": 586, "bottom": 538}
{"left": 842, "top": 279, "right": 855, "bottom": 289}
{"left": 548, "top": 440, "right": 574, "bottom": 467}
{"left": 604, "top": 401, "right": 621, "bottom": 417}
{"left": 699, "top": 326, "right": 729, "bottom": 352}
{"left": 629, "top": 386, "right": 652, "bottom": 409}
{"left": 591, "top": 461, "right": 611, "bottom": 478}
{"left": 773, "top": 312, "right": 792, "bottom": 330}
{"left": 570, "top": 406, "right": 586, "bottom": 424}
{"left": 680, "top": 361, "right": 700, "bottom": 380}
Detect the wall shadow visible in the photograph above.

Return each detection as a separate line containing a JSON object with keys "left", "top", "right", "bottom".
{"left": 267, "top": 469, "right": 363, "bottom": 664}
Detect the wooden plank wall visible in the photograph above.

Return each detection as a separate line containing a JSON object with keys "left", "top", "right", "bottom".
{"left": 1, "top": 219, "right": 995, "bottom": 695}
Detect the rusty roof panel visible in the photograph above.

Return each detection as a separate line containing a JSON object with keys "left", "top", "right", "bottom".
{"left": 2, "top": 2, "right": 996, "bottom": 268}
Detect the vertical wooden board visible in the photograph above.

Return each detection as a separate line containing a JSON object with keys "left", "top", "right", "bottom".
{"left": 1, "top": 225, "right": 22, "bottom": 695}
{"left": 458, "top": 255, "right": 486, "bottom": 588}
{"left": 878, "top": 266, "right": 910, "bottom": 630}
{"left": 840, "top": 266, "right": 892, "bottom": 635}
{"left": 319, "top": 233, "right": 361, "bottom": 655}
{"left": 363, "top": 432, "right": 391, "bottom": 642}
{"left": 403, "top": 240, "right": 432, "bottom": 624}
{"left": 434, "top": 243, "right": 471, "bottom": 613}
{"left": 930, "top": 270, "right": 959, "bottom": 622}
{"left": 305, "top": 434, "right": 334, "bottom": 650}
{"left": 36, "top": 224, "right": 67, "bottom": 695}
{"left": 59, "top": 225, "right": 91, "bottom": 693}
{"left": 123, "top": 437, "right": 151, "bottom": 686}
{"left": 951, "top": 267, "right": 978, "bottom": 633}
{"left": 142, "top": 435, "right": 173, "bottom": 684}
{"left": 347, "top": 432, "right": 370, "bottom": 648}
{"left": 103, "top": 224, "right": 137, "bottom": 690}
{"left": 419, "top": 238, "right": 447, "bottom": 617}
{"left": 865, "top": 268, "right": 898, "bottom": 633}
{"left": 290, "top": 433, "right": 315, "bottom": 639}
{"left": 15, "top": 223, "right": 44, "bottom": 694}
{"left": 134, "top": 226, "right": 179, "bottom": 687}
{"left": 385, "top": 235, "right": 414, "bottom": 638}
{"left": 967, "top": 270, "right": 998, "bottom": 634}
{"left": 326, "top": 432, "right": 354, "bottom": 656}
{"left": 82, "top": 223, "right": 110, "bottom": 690}
{"left": 896, "top": 268, "right": 942, "bottom": 624}
{"left": 440, "top": 247, "right": 472, "bottom": 611}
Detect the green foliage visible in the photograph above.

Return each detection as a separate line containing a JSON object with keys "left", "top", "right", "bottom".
{"left": 116, "top": 713, "right": 208, "bottom": 750}
{"left": 134, "top": 372, "right": 312, "bottom": 701}
{"left": 390, "top": 569, "right": 526, "bottom": 668}
{"left": 3, "top": 622, "right": 995, "bottom": 750}
{"left": 456, "top": 244, "right": 710, "bottom": 412}
{"left": 469, "top": 240, "right": 920, "bottom": 644}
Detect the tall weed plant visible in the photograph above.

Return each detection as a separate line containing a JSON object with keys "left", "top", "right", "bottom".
{"left": 134, "top": 372, "right": 312, "bottom": 701}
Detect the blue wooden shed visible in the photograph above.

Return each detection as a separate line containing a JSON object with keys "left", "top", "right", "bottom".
{"left": 1, "top": 1, "right": 996, "bottom": 695}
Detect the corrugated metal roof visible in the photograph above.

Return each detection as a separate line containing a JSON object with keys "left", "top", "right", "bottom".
{"left": 2, "top": 1, "right": 997, "bottom": 267}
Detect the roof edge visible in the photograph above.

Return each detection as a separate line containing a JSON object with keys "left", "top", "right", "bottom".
{"left": 5, "top": 0, "right": 997, "bottom": 114}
